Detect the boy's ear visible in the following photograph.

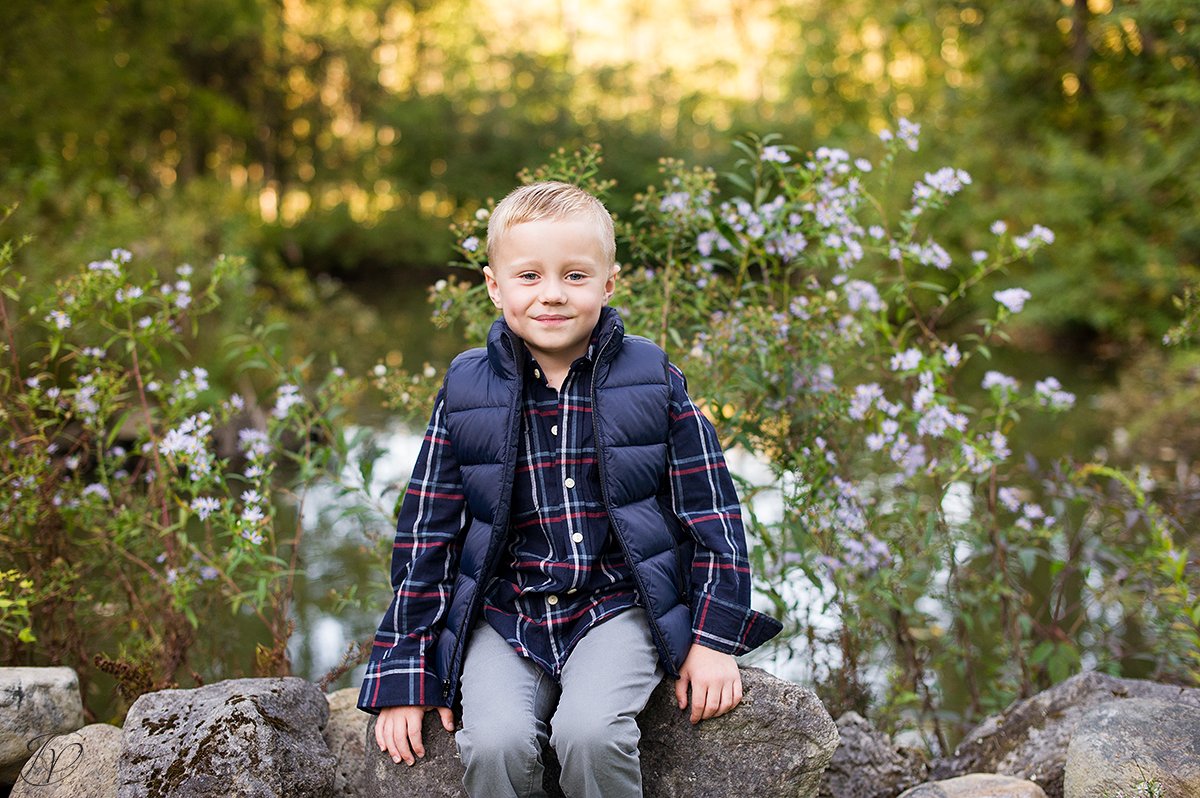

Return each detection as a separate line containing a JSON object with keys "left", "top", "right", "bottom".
{"left": 604, "top": 263, "right": 618, "bottom": 304}
{"left": 482, "top": 265, "right": 503, "bottom": 309}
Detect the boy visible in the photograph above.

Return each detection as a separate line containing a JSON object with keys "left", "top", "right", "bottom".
{"left": 357, "top": 181, "right": 781, "bottom": 798}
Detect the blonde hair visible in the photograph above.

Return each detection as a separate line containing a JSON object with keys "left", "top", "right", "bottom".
{"left": 486, "top": 181, "right": 616, "bottom": 269}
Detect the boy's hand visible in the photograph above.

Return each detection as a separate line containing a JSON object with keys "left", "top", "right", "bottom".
{"left": 375, "top": 705, "right": 455, "bottom": 766}
{"left": 674, "top": 644, "right": 743, "bottom": 724}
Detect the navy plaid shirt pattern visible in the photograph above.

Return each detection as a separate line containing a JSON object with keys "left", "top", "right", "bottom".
{"left": 363, "top": 341, "right": 763, "bottom": 708}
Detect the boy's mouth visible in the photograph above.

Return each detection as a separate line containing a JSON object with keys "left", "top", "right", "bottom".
{"left": 533, "top": 314, "right": 571, "bottom": 322}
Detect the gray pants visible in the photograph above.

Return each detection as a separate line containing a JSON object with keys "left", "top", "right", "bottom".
{"left": 455, "top": 609, "right": 663, "bottom": 798}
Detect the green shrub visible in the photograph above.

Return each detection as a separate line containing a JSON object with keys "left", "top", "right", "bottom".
{"left": 397, "top": 130, "right": 1199, "bottom": 748}
{"left": 0, "top": 227, "right": 369, "bottom": 719}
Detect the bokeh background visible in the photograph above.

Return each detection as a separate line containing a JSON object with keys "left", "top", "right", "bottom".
{"left": 3, "top": 0, "right": 1198, "bottom": 727}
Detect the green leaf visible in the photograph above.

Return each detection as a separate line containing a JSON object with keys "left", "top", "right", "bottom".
{"left": 1030, "top": 640, "right": 1054, "bottom": 665}
{"left": 912, "top": 281, "right": 949, "bottom": 294}
{"left": 724, "top": 172, "right": 754, "bottom": 195}
{"left": 107, "top": 409, "right": 135, "bottom": 448}
{"left": 1017, "top": 547, "right": 1040, "bottom": 575}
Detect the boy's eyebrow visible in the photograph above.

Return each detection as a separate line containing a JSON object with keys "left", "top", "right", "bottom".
{"left": 503, "top": 256, "right": 603, "bottom": 269}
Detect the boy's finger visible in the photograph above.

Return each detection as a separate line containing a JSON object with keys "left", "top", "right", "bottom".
{"left": 386, "top": 723, "right": 408, "bottom": 766}
{"left": 389, "top": 716, "right": 414, "bottom": 766}
{"left": 719, "top": 680, "right": 735, "bottom": 717}
{"left": 690, "top": 684, "right": 708, "bottom": 723}
{"left": 703, "top": 684, "right": 722, "bottom": 720}
{"left": 374, "top": 715, "right": 387, "bottom": 752}
{"left": 674, "top": 676, "right": 690, "bottom": 711}
{"left": 438, "top": 707, "right": 455, "bottom": 732}
{"left": 406, "top": 714, "right": 425, "bottom": 760}
{"left": 733, "top": 676, "right": 743, "bottom": 708}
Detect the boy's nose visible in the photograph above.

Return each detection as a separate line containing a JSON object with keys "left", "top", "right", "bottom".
{"left": 540, "top": 278, "right": 567, "bottom": 303}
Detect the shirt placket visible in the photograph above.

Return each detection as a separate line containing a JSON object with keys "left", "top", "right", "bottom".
{"left": 558, "top": 370, "right": 586, "bottom": 599}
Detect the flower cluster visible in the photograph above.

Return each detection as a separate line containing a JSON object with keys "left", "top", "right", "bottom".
{"left": 159, "top": 412, "right": 215, "bottom": 479}
{"left": 994, "top": 287, "right": 1032, "bottom": 314}
{"left": 1034, "top": 377, "right": 1076, "bottom": 410}
{"left": 912, "top": 167, "right": 972, "bottom": 212}
{"left": 272, "top": 384, "right": 304, "bottom": 419}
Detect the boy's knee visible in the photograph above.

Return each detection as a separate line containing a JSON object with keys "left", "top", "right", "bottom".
{"left": 550, "top": 711, "right": 638, "bottom": 758}
{"left": 457, "top": 716, "right": 543, "bottom": 767}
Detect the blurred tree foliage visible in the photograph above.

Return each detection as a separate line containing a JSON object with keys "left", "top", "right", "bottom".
{"left": 1, "top": 0, "right": 1197, "bottom": 345}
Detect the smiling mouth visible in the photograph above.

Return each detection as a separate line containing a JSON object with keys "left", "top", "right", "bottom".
{"left": 534, "top": 315, "right": 571, "bottom": 322}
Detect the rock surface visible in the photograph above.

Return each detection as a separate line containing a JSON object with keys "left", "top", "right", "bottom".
{"left": 899, "top": 773, "right": 1048, "bottom": 798}
{"left": 1062, "top": 698, "right": 1200, "bottom": 798}
{"left": 0, "top": 667, "right": 85, "bottom": 784}
{"left": 360, "top": 666, "right": 839, "bottom": 798}
{"left": 116, "top": 677, "right": 337, "bottom": 798}
{"left": 324, "top": 687, "right": 368, "bottom": 798}
{"left": 10, "top": 723, "right": 122, "bottom": 798}
{"left": 638, "top": 666, "right": 839, "bottom": 797}
{"left": 931, "top": 671, "right": 1200, "bottom": 798}
{"left": 820, "top": 711, "right": 927, "bottom": 798}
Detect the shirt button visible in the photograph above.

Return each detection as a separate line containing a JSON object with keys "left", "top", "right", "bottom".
{"left": 533, "top": 368, "right": 541, "bottom": 379}
{"left": 551, "top": 424, "right": 558, "bottom": 436}
{"left": 572, "top": 532, "right": 584, "bottom": 543}
{"left": 547, "top": 595, "right": 559, "bottom": 606}
{"left": 564, "top": 477, "right": 576, "bottom": 489}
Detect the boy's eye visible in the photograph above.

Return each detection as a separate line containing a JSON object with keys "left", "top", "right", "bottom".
{"left": 516, "top": 272, "right": 538, "bottom": 281}
{"left": 566, "top": 272, "right": 588, "bottom": 282}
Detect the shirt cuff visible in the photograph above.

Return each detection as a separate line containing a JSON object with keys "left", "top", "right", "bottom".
{"left": 690, "top": 591, "right": 784, "bottom": 657}
{"left": 356, "top": 655, "right": 449, "bottom": 714}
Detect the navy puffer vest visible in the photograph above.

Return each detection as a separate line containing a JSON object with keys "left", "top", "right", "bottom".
{"left": 433, "top": 309, "right": 694, "bottom": 703}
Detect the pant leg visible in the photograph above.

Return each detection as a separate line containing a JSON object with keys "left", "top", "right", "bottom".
{"left": 456, "top": 623, "right": 559, "bottom": 798}
{"left": 550, "top": 609, "right": 664, "bottom": 798}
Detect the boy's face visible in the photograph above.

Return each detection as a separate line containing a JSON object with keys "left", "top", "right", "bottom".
{"left": 483, "top": 215, "right": 615, "bottom": 373}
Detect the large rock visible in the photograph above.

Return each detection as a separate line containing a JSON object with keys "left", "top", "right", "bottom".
{"left": 360, "top": 708, "right": 461, "bottom": 798}
{"left": 898, "top": 773, "right": 1047, "bottom": 798}
{"left": 10, "top": 723, "right": 122, "bottom": 798}
{"left": 360, "top": 666, "right": 838, "bottom": 798}
{"left": 820, "top": 712, "right": 927, "bottom": 798}
{"left": 0, "top": 667, "right": 85, "bottom": 784}
{"left": 324, "top": 687, "right": 368, "bottom": 798}
{"left": 637, "top": 666, "right": 839, "bottom": 797}
{"left": 117, "top": 677, "right": 337, "bottom": 798}
{"left": 1062, "top": 698, "right": 1200, "bottom": 798}
{"left": 931, "top": 671, "right": 1200, "bottom": 798}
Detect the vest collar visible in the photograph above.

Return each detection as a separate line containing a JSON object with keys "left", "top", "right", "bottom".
{"left": 486, "top": 306, "right": 626, "bottom": 380}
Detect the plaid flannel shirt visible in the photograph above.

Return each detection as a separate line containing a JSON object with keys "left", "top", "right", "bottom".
{"left": 364, "top": 340, "right": 762, "bottom": 708}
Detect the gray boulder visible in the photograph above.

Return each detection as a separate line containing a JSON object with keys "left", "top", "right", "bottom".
{"left": 116, "top": 676, "right": 337, "bottom": 798}
{"left": 637, "top": 665, "right": 838, "bottom": 797}
{"left": 0, "top": 666, "right": 85, "bottom": 783}
{"left": 899, "top": 773, "right": 1048, "bottom": 798}
{"left": 324, "top": 687, "right": 368, "bottom": 798}
{"left": 10, "top": 722, "right": 122, "bottom": 798}
{"left": 820, "top": 711, "right": 927, "bottom": 798}
{"left": 360, "top": 709, "right": 463, "bottom": 798}
{"left": 1062, "top": 698, "right": 1200, "bottom": 798}
{"left": 360, "top": 666, "right": 838, "bottom": 798}
{"left": 931, "top": 671, "right": 1200, "bottom": 798}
